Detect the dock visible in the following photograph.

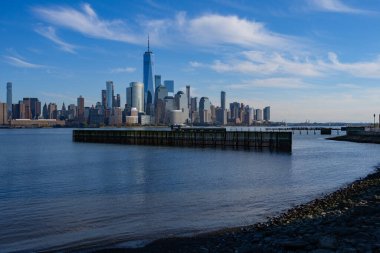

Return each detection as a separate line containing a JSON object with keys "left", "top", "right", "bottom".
{"left": 73, "top": 128, "right": 292, "bottom": 152}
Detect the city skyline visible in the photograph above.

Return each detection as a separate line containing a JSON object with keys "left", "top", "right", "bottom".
{"left": 1, "top": 0, "right": 380, "bottom": 122}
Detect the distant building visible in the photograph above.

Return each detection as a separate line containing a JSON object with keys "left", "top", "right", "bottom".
{"left": 221, "top": 91, "right": 226, "bottom": 111}
{"left": 229, "top": 102, "right": 240, "bottom": 122}
{"left": 109, "top": 107, "right": 123, "bottom": 126}
{"left": 139, "top": 114, "right": 151, "bottom": 125}
{"left": 23, "top": 98, "right": 41, "bottom": 119}
{"left": 154, "top": 75, "right": 161, "bottom": 90}
{"left": 101, "top": 89, "right": 107, "bottom": 109}
{"left": 6, "top": 82, "right": 12, "bottom": 119}
{"left": 10, "top": 119, "right": 65, "bottom": 128}
{"left": 127, "top": 82, "right": 144, "bottom": 113}
{"left": 199, "top": 97, "right": 211, "bottom": 124}
{"left": 155, "top": 85, "right": 168, "bottom": 124}
{"left": 264, "top": 106, "right": 271, "bottom": 121}
{"left": 216, "top": 107, "right": 227, "bottom": 125}
{"left": 0, "top": 103, "right": 7, "bottom": 125}
{"left": 116, "top": 94, "right": 121, "bottom": 108}
{"left": 48, "top": 103, "right": 58, "bottom": 119}
{"left": 163, "top": 80, "right": 174, "bottom": 93}
{"left": 106, "top": 81, "right": 114, "bottom": 109}
{"left": 174, "top": 91, "right": 189, "bottom": 123}
{"left": 77, "top": 96, "right": 85, "bottom": 123}
{"left": 255, "top": 109, "right": 263, "bottom": 121}
{"left": 144, "top": 38, "right": 155, "bottom": 114}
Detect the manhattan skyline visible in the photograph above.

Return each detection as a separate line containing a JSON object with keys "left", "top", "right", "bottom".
{"left": 1, "top": 0, "right": 380, "bottom": 122}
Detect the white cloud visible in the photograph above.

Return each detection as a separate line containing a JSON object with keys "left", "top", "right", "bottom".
{"left": 33, "top": 3, "right": 141, "bottom": 44}
{"left": 4, "top": 56, "right": 46, "bottom": 68}
{"left": 110, "top": 67, "right": 136, "bottom": 73}
{"left": 230, "top": 78, "right": 311, "bottom": 89}
{"left": 322, "top": 52, "right": 380, "bottom": 78}
{"left": 308, "top": 0, "right": 372, "bottom": 14}
{"left": 35, "top": 26, "right": 77, "bottom": 53}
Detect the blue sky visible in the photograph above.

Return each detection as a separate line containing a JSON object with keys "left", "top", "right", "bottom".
{"left": 1, "top": 0, "right": 380, "bottom": 122}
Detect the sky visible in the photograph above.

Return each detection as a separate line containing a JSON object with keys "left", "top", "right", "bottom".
{"left": 1, "top": 0, "right": 380, "bottom": 123}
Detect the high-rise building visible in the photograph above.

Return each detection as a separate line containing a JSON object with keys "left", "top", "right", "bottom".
{"left": 116, "top": 94, "right": 121, "bottom": 107}
{"left": 264, "top": 106, "right": 271, "bottom": 121}
{"left": 43, "top": 103, "right": 48, "bottom": 119}
{"left": 0, "top": 103, "right": 7, "bottom": 125}
{"left": 229, "top": 102, "right": 240, "bottom": 121}
{"left": 199, "top": 97, "right": 211, "bottom": 124}
{"left": 48, "top": 103, "right": 58, "bottom": 119}
{"left": 255, "top": 109, "right": 263, "bottom": 121}
{"left": 6, "top": 82, "right": 12, "bottom": 119}
{"left": 101, "top": 89, "right": 107, "bottom": 109}
{"left": 154, "top": 75, "right": 161, "bottom": 90}
{"left": 23, "top": 98, "right": 41, "bottom": 119}
{"left": 155, "top": 85, "right": 168, "bottom": 124}
{"left": 143, "top": 38, "right": 155, "bottom": 113}
{"left": 77, "top": 96, "right": 85, "bottom": 123}
{"left": 221, "top": 91, "right": 226, "bottom": 111}
{"left": 163, "top": 80, "right": 174, "bottom": 93}
{"left": 106, "top": 81, "right": 114, "bottom": 109}
{"left": 127, "top": 82, "right": 144, "bottom": 113}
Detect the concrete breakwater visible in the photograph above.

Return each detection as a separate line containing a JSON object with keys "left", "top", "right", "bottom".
{"left": 73, "top": 128, "right": 292, "bottom": 152}
{"left": 329, "top": 127, "right": 380, "bottom": 144}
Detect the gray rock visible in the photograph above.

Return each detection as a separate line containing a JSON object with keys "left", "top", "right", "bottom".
{"left": 319, "top": 236, "right": 337, "bottom": 249}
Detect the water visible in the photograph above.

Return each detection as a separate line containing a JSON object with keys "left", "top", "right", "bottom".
{"left": 1, "top": 128, "right": 379, "bottom": 251}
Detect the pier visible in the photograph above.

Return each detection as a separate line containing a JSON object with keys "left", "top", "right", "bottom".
{"left": 73, "top": 128, "right": 292, "bottom": 152}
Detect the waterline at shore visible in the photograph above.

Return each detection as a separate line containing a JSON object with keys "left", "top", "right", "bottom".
{"left": 97, "top": 167, "right": 380, "bottom": 253}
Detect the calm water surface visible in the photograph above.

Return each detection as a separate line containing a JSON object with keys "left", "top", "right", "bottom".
{"left": 0, "top": 128, "right": 379, "bottom": 251}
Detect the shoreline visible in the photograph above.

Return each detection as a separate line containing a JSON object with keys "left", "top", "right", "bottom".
{"left": 328, "top": 134, "right": 380, "bottom": 144}
{"left": 95, "top": 167, "right": 380, "bottom": 253}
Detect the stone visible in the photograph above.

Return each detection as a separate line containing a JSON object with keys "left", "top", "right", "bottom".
{"left": 319, "top": 236, "right": 337, "bottom": 249}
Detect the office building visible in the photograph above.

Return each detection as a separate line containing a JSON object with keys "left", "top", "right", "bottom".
{"left": 77, "top": 96, "right": 85, "bottom": 123}
{"left": 23, "top": 98, "right": 41, "bottom": 119}
{"left": 154, "top": 75, "right": 161, "bottom": 90}
{"left": 101, "top": 89, "right": 107, "bottom": 109}
{"left": 48, "top": 103, "right": 58, "bottom": 119}
{"left": 43, "top": 103, "right": 48, "bottom": 119}
{"left": 143, "top": 38, "right": 155, "bottom": 114}
{"left": 0, "top": 103, "right": 7, "bottom": 125}
{"left": 174, "top": 91, "right": 189, "bottom": 123}
{"left": 106, "top": 81, "right": 114, "bottom": 109}
{"left": 221, "top": 91, "right": 226, "bottom": 111}
{"left": 116, "top": 94, "right": 121, "bottom": 108}
{"left": 163, "top": 80, "right": 174, "bottom": 93}
{"left": 199, "top": 97, "right": 211, "bottom": 124}
{"left": 127, "top": 82, "right": 144, "bottom": 113}
{"left": 264, "top": 106, "right": 271, "bottom": 121}
{"left": 6, "top": 82, "right": 12, "bottom": 119}
{"left": 255, "top": 109, "right": 263, "bottom": 121}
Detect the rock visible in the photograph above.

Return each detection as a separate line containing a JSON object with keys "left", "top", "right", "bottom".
{"left": 278, "top": 239, "right": 308, "bottom": 250}
{"left": 319, "top": 236, "right": 337, "bottom": 249}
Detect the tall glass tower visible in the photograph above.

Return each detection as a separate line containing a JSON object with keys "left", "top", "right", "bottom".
{"left": 143, "top": 37, "right": 154, "bottom": 114}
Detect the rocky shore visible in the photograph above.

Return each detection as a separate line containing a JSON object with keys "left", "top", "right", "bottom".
{"left": 329, "top": 134, "right": 380, "bottom": 144}
{"left": 97, "top": 168, "right": 380, "bottom": 253}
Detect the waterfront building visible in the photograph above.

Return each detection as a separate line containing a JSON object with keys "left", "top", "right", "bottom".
{"left": 6, "top": 82, "right": 12, "bottom": 119}
{"left": 13, "top": 101, "right": 26, "bottom": 119}
{"left": 255, "top": 109, "right": 263, "bottom": 121}
{"left": 68, "top": 104, "right": 77, "bottom": 120}
{"left": 229, "top": 102, "right": 240, "bottom": 122}
{"left": 109, "top": 107, "right": 123, "bottom": 126}
{"left": 0, "top": 103, "right": 7, "bottom": 125}
{"left": 23, "top": 98, "right": 41, "bottom": 119}
{"left": 116, "top": 94, "right": 121, "bottom": 108}
{"left": 10, "top": 119, "right": 65, "bottom": 127}
{"left": 48, "top": 103, "right": 58, "bottom": 119}
{"left": 221, "top": 91, "right": 226, "bottom": 111}
{"left": 154, "top": 75, "right": 161, "bottom": 90}
{"left": 106, "top": 81, "right": 114, "bottom": 109}
{"left": 174, "top": 91, "right": 189, "bottom": 123}
{"left": 125, "top": 116, "right": 138, "bottom": 125}
{"left": 199, "top": 97, "right": 211, "bottom": 124}
{"left": 88, "top": 107, "right": 104, "bottom": 127}
{"left": 248, "top": 107, "right": 254, "bottom": 125}
{"left": 264, "top": 106, "right": 271, "bottom": 121}
{"left": 155, "top": 85, "right": 168, "bottom": 124}
{"left": 126, "top": 82, "right": 144, "bottom": 113}
{"left": 101, "top": 89, "right": 107, "bottom": 109}
{"left": 216, "top": 107, "right": 227, "bottom": 125}
{"left": 77, "top": 96, "right": 85, "bottom": 123}
{"left": 164, "top": 96, "right": 174, "bottom": 124}
{"left": 139, "top": 114, "right": 151, "bottom": 125}
{"left": 163, "top": 80, "right": 174, "bottom": 94}
{"left": 42, "top": 103, "right": 48, "bottom": 119}
{"left": 143, "top": 38, "right": 155, "bottom": 114}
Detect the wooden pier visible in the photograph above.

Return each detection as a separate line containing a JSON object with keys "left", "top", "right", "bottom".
{"left": 73, "top": 128, "right": 292, "bottom": 152}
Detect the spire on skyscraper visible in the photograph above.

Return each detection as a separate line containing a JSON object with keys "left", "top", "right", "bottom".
{"left": 147, "top": 34, "right": 150, "bottom": 52}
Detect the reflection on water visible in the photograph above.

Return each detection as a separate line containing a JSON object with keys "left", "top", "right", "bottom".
{"left": 0, "top": 128, "right": 379, "bottom": 251}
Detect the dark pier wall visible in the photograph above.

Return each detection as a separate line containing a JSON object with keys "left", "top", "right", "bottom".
{"left": 73, "top": 129, "right": 292, "bottom": 152}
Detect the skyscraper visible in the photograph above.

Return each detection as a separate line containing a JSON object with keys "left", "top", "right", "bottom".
{"left": 199, "top": 97, "right": 211, "bottom": 124}
{"left": 163, "top": 80, "right": 174, "bottom": 93}
{"left": 6, "top": 82, "right": 12, "bottom": 119}
{"left": 77, "top": 96, "right": 85, "bottom": 123}
{"left": 154, "top": 75, "right": 161, "bottom": 90}
{"left": 101, "top": 89, "right": 107, "bottom": 109}
{"left": 143, "top": 38, "right": 155, "bottom": 113}
{"left": 264, "top": 106, "right": 271, "bottom": 121}
{"left": 23, "top": 98, "right": 41, "bottom": 119}
{"left": 0, "top": 103, "right": 7, "bottom": 125}
{"left": 106, "top": 81, "right": 114, "bottom": 109}
{"left": 221, "top": 91, "right": 226, "bottom": 111}
{"left": 127, "top": 82, "right": 144, "bottom": 113}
